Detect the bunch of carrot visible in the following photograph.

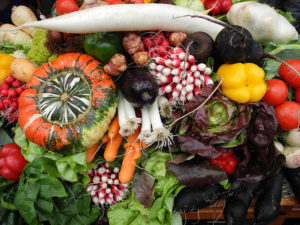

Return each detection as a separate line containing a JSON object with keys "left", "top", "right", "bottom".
{"left": 87, "top": 115, "right": 148, "bottom": 184}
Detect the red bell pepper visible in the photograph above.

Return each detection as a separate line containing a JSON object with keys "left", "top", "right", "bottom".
{"left": 0, "top": 143, "right": 28, "bottom": 180}
{"left": 210, "top": 150, "right": 238, "bottom": 175}
{"left": 204, "top": 0, "right": 232, "bottom": 15}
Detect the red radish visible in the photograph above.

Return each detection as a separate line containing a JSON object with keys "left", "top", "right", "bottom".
{"left": 161, "top": 39, "right": 170, "bottom": 47}
{"left": 8, "top": 89, "right": 17, "bottom": 98}
{"left": 11, "top": 101, "right": 18, "bottom": 109}
{"left": 1, "top": 89, "right": 8, "bottom": 97}
{"left": 143, "top": 38, "right": 153, "bottom": 49}
{"left": 87, "top": 163, "right": 128, "bottom": 206}
{"left": 2, "top": 99, "right": 10, "bottom": 107}
{"left": 1, "top": 83, "right": 9, "bottom": 90}
{"left": 92, "top": 176, "right": 100, "bottom": 183}
{"left": 16, "top": 87, "right": 24, "bottom": 96}
{"left": 4, "top": 76, "right": 14, "bottom": 84}
{"left": 158, "top": 46, "right": 166, "bottom": 56}
{"left": 0, "top": 102, "right": 4, "bottom": 110}
{"left": 12, "top": 80, "right": 21, "bottom": 88}
{"left": 153, "top": 33, "right": 164, "bottom": 44}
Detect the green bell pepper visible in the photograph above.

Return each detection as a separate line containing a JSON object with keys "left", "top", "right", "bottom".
{"left": 83, "top": 32, "right": 125, "bottom": 64}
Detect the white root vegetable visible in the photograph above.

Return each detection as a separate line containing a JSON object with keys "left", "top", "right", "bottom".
{"left": 286, "top": 129, "right": 300, "bottom": 147}
{"left": 118, "top": 91, "right": 141, "bottom": 137}
{"left": 140, "top": 106, "right": 152, "bottom": 141}
{"left": 118, "top": 91, "right": 131, "bottom": 137}
{"left": 227, "top": 2, "right": 298, "bottom": 44}
{"left": 158, "top": 95, "right": 172, "bottom": 118}
{"left": 0, "top": 24, "right": 32, "bottom": 43}
{"left": 147, "top": 97, "right": 173, "bottom": 147}
{"left": 274, "top": 141, "right": 300, "bottom": 169}
{"left": 282, "top": 146, "right": 300, "bottom": 169}
{"left": 8, "top": 4, "right": 225, "bottom": 40}
{"left": 11, "top": 6, "right": 38, "bottom": 37}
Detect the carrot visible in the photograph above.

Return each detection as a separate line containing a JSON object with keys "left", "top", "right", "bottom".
{"left": 104, "top": 133, "right": 123, "bottom": 162}
{"left": 123, "top": 143, "right": 132, "bottom": 149}
{"left": 133, "top": 142, "right": 142, "bottom": 160}
{"left": 86, "top": 142, "right": 101, "bottom": 163}
{"left": 118, "top": 147, "right": 137, "bottom": 184}
{"left": 141, "top": 140, "right": 148, "bottom": 149}
{"left": 101, "top": 135, "right": 109, "bottom": 144}
{"left": 127, "top": 126, "right": 141, "bottom": 144}
{"left": 108, "top": 115, "right": 120, "bottom": 140}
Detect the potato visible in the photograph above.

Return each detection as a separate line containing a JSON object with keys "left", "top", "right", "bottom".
{"left": 10, "top": 58, "right": 38, "bottom": 82}
{"left": 0, "top": 24, "right": 32, "bottom": 43}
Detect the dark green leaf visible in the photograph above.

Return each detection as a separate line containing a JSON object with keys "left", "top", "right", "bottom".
{"left": 35, "top": 198, "right": 53, "bottom": 222}
{"left": 0, "top": 128, "right": 13, "bottom": 147}
{"left": 39, "top": 174, "right": 67, "bottom": 199}
{"left": 14, "top": 182, "right": 40, "bottom": 225}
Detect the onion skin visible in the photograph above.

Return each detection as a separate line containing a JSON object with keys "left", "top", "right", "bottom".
{"left": 286, "top": 129, "right": 300, "bottom": 147}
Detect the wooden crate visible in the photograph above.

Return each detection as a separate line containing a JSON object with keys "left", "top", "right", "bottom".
{"left": 181, "top": 197, "right": 300, "bottom": 225}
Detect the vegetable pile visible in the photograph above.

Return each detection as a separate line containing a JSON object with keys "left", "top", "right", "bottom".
{"left": 0, "top": 0, "right": 300, "bottom": 225}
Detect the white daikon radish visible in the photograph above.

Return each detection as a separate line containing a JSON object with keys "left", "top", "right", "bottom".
{"left": 8, "top": 4, "right": 225, "bottom": 40}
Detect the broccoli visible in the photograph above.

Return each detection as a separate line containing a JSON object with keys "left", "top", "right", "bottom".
{"left": 26, "top": 29, "right": 58, "bottom": 65}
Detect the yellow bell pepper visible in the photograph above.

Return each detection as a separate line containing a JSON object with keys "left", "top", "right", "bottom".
{"left": 217, "top": 63, "right": 267, "bottom": 103}
{"left": 0, "top": 53, "right": 15, "bottom": 84}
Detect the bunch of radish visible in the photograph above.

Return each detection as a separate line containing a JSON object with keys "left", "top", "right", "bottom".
{"left": 0, "top": 74, "right": 25, "bottom": 123}
{"left": 142, "top": 32, "right": 214, "bottom": 105}
{"left": 86, "top": 162, "right": 129, "bottom": 206}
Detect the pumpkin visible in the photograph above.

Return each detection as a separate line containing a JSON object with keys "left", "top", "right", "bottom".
{"left": 18, "top": 53, "right": 118, "bottom": 152}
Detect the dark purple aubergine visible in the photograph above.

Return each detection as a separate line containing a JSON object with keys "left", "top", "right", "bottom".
{"left": 119, "top": 67, "right": 159, "bottom": 107}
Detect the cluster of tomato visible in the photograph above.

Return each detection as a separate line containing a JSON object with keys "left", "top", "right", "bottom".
{"left": 263, "top": 59, "right": 300, "bottom": 131}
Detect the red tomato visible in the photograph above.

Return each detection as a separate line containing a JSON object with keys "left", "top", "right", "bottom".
{"left": 104, "top": 0, "right": 126, "bottom": 4}
{"left": 56, "top": 0, "right": 80, "bottom": 15}
{"left": 296, "top": 88, "right": 300, "bottom": 104}
{"left": 275, "top": 101, "right": 300, "bottom": 130}
{"left": 262, "top": 79, "right": 288, "bottom": 106}
{"left": 278, "top": 59, "right": 300, "bottom": 88}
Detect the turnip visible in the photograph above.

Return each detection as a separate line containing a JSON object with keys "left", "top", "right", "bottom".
{"left": 286, "top": 129, "right": 300, "bottom": 147}
{"left": 227, "top": 1, "right": 298, "bottom": 44}
{"left": 274, "top": 141, "right": 300, "bottom": 169}
{"left": 4, "top": 4, "right": 224, "bottom": 40}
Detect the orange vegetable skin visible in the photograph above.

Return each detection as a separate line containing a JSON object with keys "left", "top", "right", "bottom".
{"left": 118, "top": 147, "right": 137, "bottom": 184}
{"left": 101, "top": 135, "right": 109, "bottom": 144}
{"left": 104, "top": 133, "right": 123, "bottom": 162}
{"left": 133, "top": 142, "right": 142, "bottom": 160}
{"left": 86, "top": 142, "right": 101, "bottom": 163}
{"left": 108, "top": 115, "right": 120, "bottom": 139}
